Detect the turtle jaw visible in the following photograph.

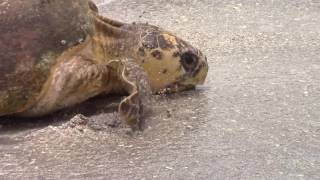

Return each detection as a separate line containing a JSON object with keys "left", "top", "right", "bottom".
{"left": 156, "top": 82, "right": 195, "bottom": 94}
{"left": 181, "top": 58, "right": 209, "bottom": 87}
{"left": 199, "top": 60, "right": 209, "bottom": 84}
{"left": 158, "top": 58, "right": 208, "bottom": 94}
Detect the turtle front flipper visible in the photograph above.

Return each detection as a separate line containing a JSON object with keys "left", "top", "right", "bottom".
{"left": 108, "top": 59, "right": 152, "bottom": 130}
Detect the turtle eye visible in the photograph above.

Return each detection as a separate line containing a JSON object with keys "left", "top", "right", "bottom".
{"left": 180, "top": 52, "right": 198, "bottom": 72}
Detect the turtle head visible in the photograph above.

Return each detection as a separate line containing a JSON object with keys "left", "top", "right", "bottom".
{"left": 134, "top": 27, "right": 209, "bottom": 93}
{"left": 88, "top": 2, "right": 208, "bottom": 93}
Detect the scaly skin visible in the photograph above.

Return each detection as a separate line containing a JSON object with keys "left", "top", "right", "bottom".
{"left": 89, "top": 8, "right": 209, "bottom": 93}
{"left": 19, "top": 38, "right": 151, "bottom": 129}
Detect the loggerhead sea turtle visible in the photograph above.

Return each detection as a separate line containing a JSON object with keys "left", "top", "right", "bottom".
{"left": 0, "top": 0, "right": 208, "bottom": 129}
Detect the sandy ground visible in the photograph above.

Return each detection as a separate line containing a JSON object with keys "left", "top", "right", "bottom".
{"left": 1, "top": 0, "right": 320, "bottom": 179}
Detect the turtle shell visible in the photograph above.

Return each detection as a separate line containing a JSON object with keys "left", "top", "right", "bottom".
{"left": 0, "top": 0, "right": 93, "bottom": 115}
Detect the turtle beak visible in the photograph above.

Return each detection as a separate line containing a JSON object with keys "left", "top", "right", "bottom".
{"left": 168, "top": 55, "right": 208, "bottom": 93}
{"left": 185, "top": 55, "right": 209, "bottom": 85}
{"left": 156, "top": 54, "right": 208, "bottom": 94}
{"left": 195, "top": 56, "right": 208, "bottom": 85}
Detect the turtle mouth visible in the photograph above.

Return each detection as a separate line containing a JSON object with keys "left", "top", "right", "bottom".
{"left": 156, "top": 82, "right": 195, "bottom": 94}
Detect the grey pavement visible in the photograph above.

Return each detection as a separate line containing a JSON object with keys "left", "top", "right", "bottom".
{"left": 0, "top": 0, "right": 319, "bottom": 179}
